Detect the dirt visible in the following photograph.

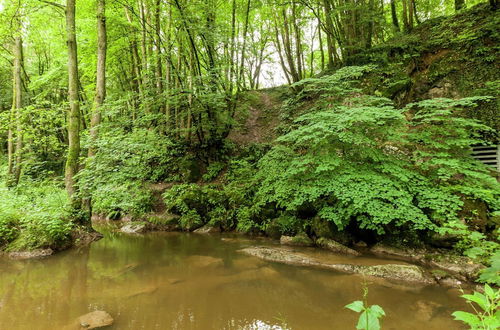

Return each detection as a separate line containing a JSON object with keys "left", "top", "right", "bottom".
{"left": 227, "top": 90, "right": 282, "bottom": 145}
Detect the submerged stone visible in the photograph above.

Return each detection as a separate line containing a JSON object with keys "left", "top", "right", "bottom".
{"left": 186, "top": 255, "right": 224, "bottom": 269}
{"left": 239, "top": 246, "right": 435, "bottom": 284}
{"left": 77, "top": 311, "right": 113, "bottom": 329}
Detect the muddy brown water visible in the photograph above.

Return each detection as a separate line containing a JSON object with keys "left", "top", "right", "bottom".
{"left": 0, "top": 230, "right": 468, "bottom": 330}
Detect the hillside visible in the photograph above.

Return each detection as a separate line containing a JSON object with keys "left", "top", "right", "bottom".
{"left": 229, "top": 3, "right": 499, "bottom": 142}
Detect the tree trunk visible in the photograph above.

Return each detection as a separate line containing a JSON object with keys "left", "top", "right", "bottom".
{"left": 13, "top": 36, "right": 23, "bottom": 186}
{"left": 89, "top": 0, "right": 107, "bottom": 157}
{"left": 391, "top": 0, "right": 400, "bottom": 32}
{"left": 154, "top": 0, "right": 163, "bottom": 114}
{"left": 238, "top": 0, "right": 252, "bottom": 91}
{"left": 7, "top": 34, "right": 23, "bottom": 186}
{"left": 455, "top": 0, "right": 465, "bottom": 11}
{"left": 65, "top": 0, "right": 81, "bottom": 197}
{"left": 322, "top": 0, "right": 336, "bottom": 68}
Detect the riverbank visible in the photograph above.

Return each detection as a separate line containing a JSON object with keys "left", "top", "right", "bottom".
{"left": 89, "top": 216, "right": 484, "bottom": 289}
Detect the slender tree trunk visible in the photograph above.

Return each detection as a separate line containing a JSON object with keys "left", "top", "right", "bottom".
{"left": 238, "top": 0, "right": 251, "bottom": 91}
{"left": 154, "top": 0, "right": 163, "bottom": 114}
{"left": 7, "top": 34, "right": 23, "bottom": 185}
{"left": 65, "top": 0, "right": 81, "bottom": 197}
{"left": 89, "top": 0, "right": 107, "bottom": 157}
{"left": 391, "top": 0, "right": 400, "bottom": 32}
{"left": 322, "top": 0, "right": 336, "bottom": 68}
{"left": 318, "top": 16, "right": 325, "bottom": 71}
{"left": 291, "top": 1, "right": 303, "bottom": 80}
{"left": 12, "top": 36, "right": 23, "bottom": 185}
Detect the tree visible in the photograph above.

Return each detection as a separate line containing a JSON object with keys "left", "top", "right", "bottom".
{"left": 89, "top": 0, "right": 107, "bottom": 157}
{"left": 65, "top": 0, "right": 81, "bottom": 197}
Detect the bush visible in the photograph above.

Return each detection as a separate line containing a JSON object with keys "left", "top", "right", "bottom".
{"left": 254, "top": 69, "right": 500, "bottom": 241}
{"left": 79, "top": 128, "right": 183, "bottom": 217}
{"left": 0, "top": 183, "right": 72, "bottom": 251}
{"left": 90, "top": 182, "right": 154, "bottom": 219}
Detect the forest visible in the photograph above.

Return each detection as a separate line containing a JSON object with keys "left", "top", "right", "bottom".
{"left": 0, "top": 0, "right": 499, "bottom": 328}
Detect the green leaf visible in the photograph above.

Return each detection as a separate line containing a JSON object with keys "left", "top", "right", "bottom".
{"left": 462, "top": 293, "right": 488, "bottom": 311}
{"left": 452, "top": 311, "right": 480, "bottom": 326}
{"left": 345, "top": 301, "right": 365, "bottom": 313}
{"left": 356, "top": 309, "right": 382, "bottom": 330}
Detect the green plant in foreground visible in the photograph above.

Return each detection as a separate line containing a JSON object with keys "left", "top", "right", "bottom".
{"left": 452, "top": 284, "right": 500, "bottom": 330}
{"left": 345, "top": 287, "right": 385, "bottom": 330}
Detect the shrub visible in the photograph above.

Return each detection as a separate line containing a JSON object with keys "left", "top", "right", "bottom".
{"left": 254, "top": 69, "right": 500, "bottom": 240}
{"left": 79, "top": 128, "right": 183, "bottom": 217}
{"left": 0, "top": 183, "right": 72, "bottom": 251}
{"left": 452, "top": 284, "right": 500, "bottom": 330}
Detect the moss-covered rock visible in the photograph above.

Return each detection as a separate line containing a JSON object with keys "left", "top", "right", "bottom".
{"left": 120, "top": 222, "right": 147, "bottom": 234}
{"left": 316, "top": 238, "right": 361, "bottom": 256}
{"left": 238, "top": 246, "right": 435, "bottom": 284}
{"left": 280, "top": 233, "right": 314, "bottom": 247}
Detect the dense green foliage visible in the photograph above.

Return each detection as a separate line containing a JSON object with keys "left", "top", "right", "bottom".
{"left": 0, "top": 179, "right": 72, "bottom": 251}
{"left": 246, "top": 68, "right": 500, "bottom": 242}
{"left": 0, "top": 0, "right": 497, "bottom": 279}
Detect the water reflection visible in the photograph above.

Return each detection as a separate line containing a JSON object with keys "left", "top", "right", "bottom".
{"left": 0, "top": 232, "right": 467, "bottom": 329}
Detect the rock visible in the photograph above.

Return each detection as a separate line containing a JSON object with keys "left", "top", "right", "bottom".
{"left": 185, "top": 255, "right": 224, "bottom": 269}
{"left": 120, "top": 222, "right": 147, "bottom": 234}
{"left": 429, "top": 256, "right": 485, "bottom": 280}
{"left": 354, "top": 241, "right": 368, "bottom": 248}
{"left": 280, "top": 233, "right": 313, "bottom": 247}
{"left": 147, "top": 214, "right": 180, "bottom": 231}
{"left": 239, "top": 246, "right": 435, "bottom": 284}
{"left": 77, "top": 311, "right": 113, "bottom": 329}
{"left": 370, "top": 243, "right": 425, "bottom": 261}
{"left": 316, "top": 238, "right": 360, "bottom": 256}
{"left": 359, "top": 264, "right": 435, "bottom": 284}
{"left": 428, "top": 232, "right": 460, "bottom": 248}
{"left": 194, "top": 224, "right": 221, "bottom": 234}
{"left": 412, "top": 300, "right": 442, "bottom": 322}
{"left": 8, "top": 249, "right": 53, "bottom": 260}
{"left": 438, "top": 277, "right": 463, "bottom": 288}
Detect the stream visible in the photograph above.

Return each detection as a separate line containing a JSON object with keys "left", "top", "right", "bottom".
{"left": 0, "top": 229, "right": 468, "bottom": 329}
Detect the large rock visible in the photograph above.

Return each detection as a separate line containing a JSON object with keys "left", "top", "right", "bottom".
{"left": 239, "top": 246, "right": 435, "bottom": 284}
{"left": 7, "top": 249, "right": 53, "bottom": 260}
{"left": 77, "top": 311, "right": 113, "bottom": 329}
{"left": 316, "top": 238, "right": 360, "bottom": 256}
{"left": 428, "top": 256, "right": 485, "bottom": 280}
{"left": 358, "top": 264, "right": 434, "bottom": 284}
{"left": 280, "top": 233, "right": 313, "bottom": 247}
{"left": 120, "top": 222, "right": 147, "bottom": 234}
{"left": 370, "top": 243, "right": 425, "bottom": 261}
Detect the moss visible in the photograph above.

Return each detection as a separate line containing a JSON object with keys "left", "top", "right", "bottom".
{"left": 147, "top": 214, "right": 180, "bottom": 226}
{"left": 431, "top": 269, "right": 450, "bottom": 279}
{"left": 290, "top": 232, "right": 314, "bottom": 246}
